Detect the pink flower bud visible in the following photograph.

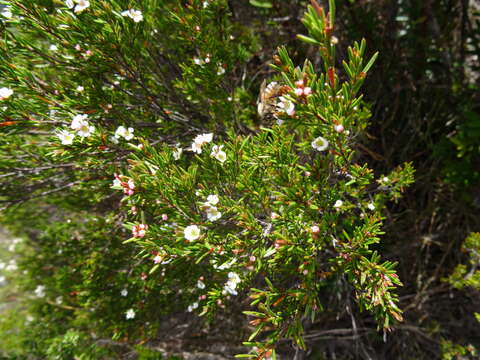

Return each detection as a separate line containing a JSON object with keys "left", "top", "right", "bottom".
{"left": 311, "top": 225, "right": 320, "bottom": 233}
{"left": 294, "top": 88, "right": 304, "bottom": 96}
{"left": 303, "top": 87, "right": 312, "bottom": 96}
{"left": 161, "top": 214, "right": 168, "bottom": 221}
{"left": 249, "top": 255, "right": 256, "bottom": 262}
{"left": 75, "top": 44, "right": 81, "bottom": 51}
{"left": 85, "top": 50, "right": 93, "bottom": 56}
{"left": 334, "top": 124, "right": 344, "bottom": 133}
{"left": 295, "top": 80, "right": 304, "bottom": 87}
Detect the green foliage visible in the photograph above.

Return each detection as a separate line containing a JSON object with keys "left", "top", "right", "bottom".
{"left": 0, "top": 0, "right": 477, "bottom": 359}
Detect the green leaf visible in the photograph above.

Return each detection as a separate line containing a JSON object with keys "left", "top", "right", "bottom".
{"left": 249, "top": 0, "right": 273, "bottom": 8}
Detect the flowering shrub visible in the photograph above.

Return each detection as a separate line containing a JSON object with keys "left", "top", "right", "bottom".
{"left": 0, "top": 0, "right": 422, "bottom": 358}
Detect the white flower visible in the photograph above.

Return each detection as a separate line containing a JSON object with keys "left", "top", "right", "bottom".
{"left": 190, "top": 133, "right": 213, "bottom": 154}
{"left": 173, "top": 144, "right": 183, "bottom": 160}
{"left": 206, "top": 194, "right": 219, "bottom": 205}
{"left": 0, "top": 87, "right": 13, "bottom": 100}
{"left": 114, "top": 126, "right": 134, "bottom": 141}
{"left": 70, "top": 114, "right": 88, "bottom": 129}
{"left": 203, "top": 1, "right": 210, "bottom": 8}
{"left": 55, "top": 296, "right": 63, "bottom": 305}
{"left": 206, "top": 206, "right": 222, "bottom": 222}
{"left": 276, "top": 96, "right": 295, "bottom": 116}
{"left": 153, "top": 255, "right": 162, "bottom": 264}
{"left": 197, "top": 280, "right": 206, "bottom": 289}
{"left": 121, "top": 289, "right": 128, "bottom": 297}
{"left": 190, "top": 141, "right": 203, "bottom": 154}
{"left": 334, "top": 200, "right": 343, "bottom": 208}
{"left": 193, "top": 57, "right": 205, "bottom": 66}
{"left": 367, "top": 203, "right": 375, "bottom": 211}
{"left": 70, "top": 116, "right": 95, "bottom": 137}
{"left": 49, "top": 44, "right": 58, "bottom": 51}
{"left": 382, "top": 177, "right": 389, "bottom": 183}
{"left": 217, "top": 65, "right": 225, "bottom": 75}
{"left": 311, "top": 225, "right": 320, "bottom": 233}
{"left": 6, "top": 260, "right": 17, "bottom": 271}
{"left": 210, "top": 145, "right": 227, "bottom": 163}
{"left": 73, "top": 0, "right": 90, "bottom": 13}
{"left": 187, "top": 302, "right": 199, "bottom": 312}
{"left": 184, "top": 225, "right": 201, "bottom": 241}
{"left": 76, "top": 85, "right": 84, "bottom": 92}
{"left": 125, "top": 308, "right": 135, "bottom": 319}
{"left": 121, "top": 9, "right": 143, "bottom": 22}
{"left": 311, "top": 136, "right": 329, "bottom": 151}
{"left": 34, "top": 285, "right": 46, "bottom": 298}
{"left": 223, "top": 272, "right": 241, "bottom": 296}
{"left": 65, "top": 0, "right": 74, "bottom": 8}
{"left": 57, "top": 130, "right": 75, "bottom": 145}
{"left": 1, "top": 8, "right": 12, "bottom": 19}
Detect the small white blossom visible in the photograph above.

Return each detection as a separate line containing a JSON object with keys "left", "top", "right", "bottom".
{"left": 187, "top": 302, "right": 199, "bottom": 312}
{"left": 223, "top": 272, "right": 241, "bottom": 296}
{"left": 114, "top": 126, "right": 135, "bottom": 141}
{"left": 121, "top": 289, "right": 128, "bottom": 297}
{"left": 367, "top": 203, "right": 375, "bottom": 211}
{"left": 49, "top": 44, "right": 58, "bottom": 51}
{"left": 211, "top": 145, "right": 226, "bottom": 163}
{"left": 0, "top": 87, "right": 13, "bottom": 100}
{"left": 190, "top": 133, "right": 213, "bottom": 154}
{"left": 382, "top": 177, "right": 389, "bottom": 183}
{"left": 57, "top": 130, "right": 75, "bottom": 145}
{"left": 121, "top": 9, "right": 143, "bottom": 23}
{"left": 71, "top": 114, "right": 94, "bottom": 137}
{"left": 184, "top": 225, "right": 201, "bottom": 241}
{"left": 76, "top": 85, "right": 84, "bottom": 92}
{"left": 206, "top": 194, "right": 219, "bottom": 205}
{"left": 206, "top": 206, "right": 222, "bottom": 222}
{"left": 55, "top": 296, "right": 63, "bottom": 305}
{"left": 311, "top": 136, "right": 329, "bottom": 152}
{"left": 203, "top": 1, "right": 210, "bottom": 8}
{"left": 1, "top": 7, "right": 12, "bottom": 19}
{"left": 217, "top": 65, "right": 226, "bottom": 75}
{"left": 173, "top": 144, "right": 183, "bottom": 160}
{"left": 6, "top": 260, "right": 17, "bottom": 271}
{"left": 125, "top": 308, "right": 135, "bottom": 319}
{"left": 334, "top": 124, "right": 344, "bottom": 133}
{"left": 197, "top": 280, "right": 206, "bottom": 289}
{"left": 74, "top": 0, "right": 90, "bottom": 13}
{"left": 34, "top": 285, "right": 46, "bottom": 298}
{"left": 276, "top": 96, "right": 295, "bottom": 116}
{"left": 311, "top": 225, "right": 320, "bottom": 233}
{"left": 193, "top": 57, "right": 205, "bottom": 66}
{"left": 334, "top": 200, "right": 343, "bottom": 208}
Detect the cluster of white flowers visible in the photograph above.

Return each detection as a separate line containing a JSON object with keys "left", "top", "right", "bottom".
{"left": 200, "top": 194, "right": 222, "bottom": 222}
{"left": 114, "top": 125, "right": 135, "bottom": 141}
{"left": 58, "top": 114, "right": 94, "bottom": 145}
{"left": 125, "top": 308, "right": 135, "bottom": 319}
{"left": 65, "top": 0, "right": 90, "bottom": 13}
{"left": 121, "top": 9, "right": 143, "bottom": 22}
{"left": 0, "top": 87, "right": 13, "bottom": 100}
{"left": 223, "top": 272, "right": 241, "bottom": 296}
{"left": 311, "top": 136, "right": 329, "bottom": 152}
{"left": 184, "top": 224, "right": 201, "bottom": 241}
{"left": 193, "top": 55, "right": 211, "bottom": 66}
